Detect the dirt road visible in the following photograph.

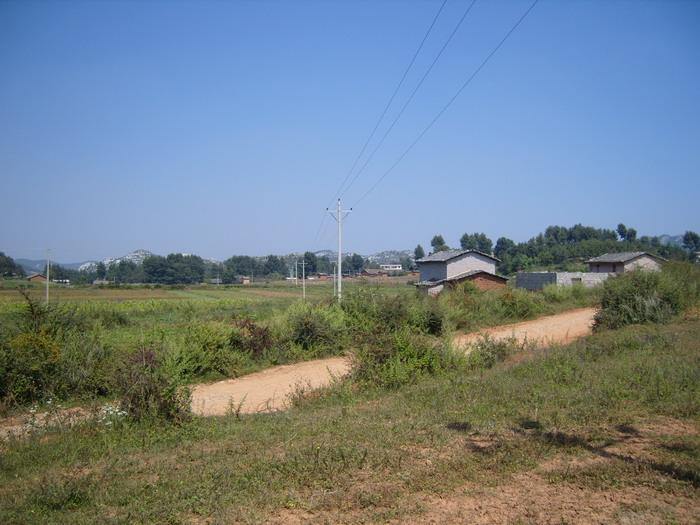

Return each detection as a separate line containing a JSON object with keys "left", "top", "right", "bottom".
{"left": 0, "top": 307, "right": 598, "bottom": 433}
{"left": 453, "top": 307, "right": 597, "bottom": 350}
{"left": 191, "top": 357, "right": 350, "bottom": 416}
{"left": 191, "top": 307, "right": 597, "bottom": 417}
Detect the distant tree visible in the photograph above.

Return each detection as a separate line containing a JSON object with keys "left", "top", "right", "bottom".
{"left": 625, "top": 228, "right": 637, "bottom": 242}
{"left": 343, "top": 253, "right": 364, "bottom": 274}
{"left": 414, "top": 244, "right": 425, "bottom": 260}
{"left": 616, "top": 223, "right": 628, "bottom": 241}
{"left": 303, "top": 251, "right": 318, "bottom": 274}
{"left": 263, "top": 255, "right": 286, "bottom": 276}
{"left": 430, "top": 234, "right": 449, "bottom": 253}
{"left": 316, "top": 256, "right": 332, "bottom": 274}
{"left": 96, "top": 262, "right": 106, "bottom": 279}
{"left": 683, "top": 231, "right": 700, "bottom": 253}
{"left": 399, "top": 255, "right": 414, "bottom": 271}
{"left": 494, "top": 237, "right": 516, "bottom": 259}
{"left": 460, "top": 232, "right": 493, "bottom": 253}
{"left": 0, "top": 252, "right": 25, "bottom": 277}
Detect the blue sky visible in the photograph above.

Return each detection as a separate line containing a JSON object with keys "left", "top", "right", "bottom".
{"left": 1, "top": 0, "right": 698, "bottom": 262}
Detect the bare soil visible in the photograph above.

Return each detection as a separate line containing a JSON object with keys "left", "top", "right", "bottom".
{"left": 190, "top": 356, "right": 350, "bottom": 416}
{"left": 453, "top": 307, "right": 597, "bottom": 351}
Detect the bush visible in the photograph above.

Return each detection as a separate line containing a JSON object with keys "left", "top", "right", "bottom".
{"left": 351, "top": 327, "right": 451, "bottom": 389}
{"left": 594, "top": 270, "right": 684, "bottom": 330}
{"left": 229, "top": 318, "right": 274, "bottom": 358}
{"left": 180, "top": 321, "right": 236, "bottom": 376}
{"left": 115, "top": 346, "right": 190, "bottom": 422}
{"left": 0, "top": 332, "right": 60, "bottom": 404}
{"left": 283, "top": 301, "right": 346, "bottom": 355}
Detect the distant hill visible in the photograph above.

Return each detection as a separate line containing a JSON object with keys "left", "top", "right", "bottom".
{"left": 658, "top": 234, "right": 684, "bottom": 247}
{"left": 16, "top": 258, "right": 87, "bottom": 274}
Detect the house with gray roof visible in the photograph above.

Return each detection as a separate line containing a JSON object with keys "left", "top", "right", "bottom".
{"left": 415, "top": 249, "right": 507, "bottom": 295}
{"left": 586, "top": 252, "right": 665, "bottom": 273}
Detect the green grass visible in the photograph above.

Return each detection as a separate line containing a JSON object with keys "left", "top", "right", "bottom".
{"left": 1, "top": 317, "right": 698, "bottom": 523}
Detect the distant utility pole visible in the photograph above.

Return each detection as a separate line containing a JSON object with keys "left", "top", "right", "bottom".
{"left": 295, "top": 258, "right": 298, "bottom": 287}
{"left": 332, "top": 262, "right": 337, "bottom": 298}
{"left": 297, "top": 260, "right": 306, "bottom": 300}
{"left": 327, "top": 199, "right": 352, "bottom": 301}
{"left": 45, "top": 249, "right": 50, "bottom": 305}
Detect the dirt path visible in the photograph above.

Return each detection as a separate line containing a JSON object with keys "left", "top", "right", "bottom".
{"left": 453, "top": 307, "right": 597, "bottom": 351}
{"left": 190, "top": 357, "right": 350, "bottom": 416}
{"left": 0, "top": 307, "right": 598, "bottom": 434}
{"left": 190, "top": 308, "right": 597, "bottom": 416}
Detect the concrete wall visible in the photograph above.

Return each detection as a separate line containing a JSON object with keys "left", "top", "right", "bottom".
{"left": 418, "top": 262, "right": 447, "bottom": 282}
{"left": 589, "top": 262, "right": 619, "bottom": 273}
{"left": 516, "top": 271, "right": 609, "bottom": 290}
{"left": 555, "top": 272, "right": 610, "bottom": 287}
{"left": 515, "top": 272, "right": 557, "bottom": 291}
{"left": 445, "top": 252, "right": 496, "bottom": 279}
{"left": 624, "top": 256, "right": 662, "bottom": 272}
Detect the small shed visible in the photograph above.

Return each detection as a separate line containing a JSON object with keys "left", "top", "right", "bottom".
{"left": 586, "top": 252, "right": 665, "bottom": 273}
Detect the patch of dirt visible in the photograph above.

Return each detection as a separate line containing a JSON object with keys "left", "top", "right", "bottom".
{"left": 0, "top": 406, "right": 90, "bottom": 440}
{"left": 190, "top": 357, "right": 351, "bottom": 416}
{"left": 453, "top": 307, "right": 597, "bottom": 352}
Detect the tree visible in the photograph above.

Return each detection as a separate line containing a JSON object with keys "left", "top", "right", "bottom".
{"left": 616, "top": 223, "right": 628, "bottom": 241}
{"left": 263, "top": 255, "right": 286, "bottom": 276}
{"left": 96, "top": 262, "right": 106, "bottom": 279}
{"left": 494, "top": 237, "right": 516, "bottom": 259}
{"left": 625, "top": 228, "right": 637, "bottom": 242}
{"left": 414, "top": 244, "right": 425, "bottom": 260}
{"left": 683, "top": 231, "right": 700, "bottom": 253}
{"left": 303, "top": 251, "right": 318, "bottom": 274}
{"left": 0, "top": 252, "right": 25, "bottom": 277}
{"left": 460, "top": 232, "right": 493, "bottom": 253}
{"left": 430, "top": 234, "right": 449, "bottom": 253}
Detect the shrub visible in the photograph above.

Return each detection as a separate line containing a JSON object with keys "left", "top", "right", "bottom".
{"left": 181, "top": 321, "right": 235, "bottom": 376}
{"left": 230, "top": 318, "right": 273, "bottom": 358}
{"left": 0, "top": 332, "right": 61, "bottom": 404}
{"left": 115, "top": 346, "right": 190, "bottom": 422}
{"left": 498, "top": 288, "right": 546, "bottom": 319}
{"left": 594, "top": 270, "right": 684, "bottom": 330}
{"left": 351, "top": 327, "right": 451, "bottom": 389}
{"left": 283, "top": 301, "right": 345, "bottom": 355}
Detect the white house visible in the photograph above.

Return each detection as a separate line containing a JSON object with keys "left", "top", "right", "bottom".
{"left": 415, "top": 249, "right": 507, "bottom": 295}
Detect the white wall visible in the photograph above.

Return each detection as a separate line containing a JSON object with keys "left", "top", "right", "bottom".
{"left": 624, "top": 256, "right": 662, "bottom": 272}
{"left": 445, "top": 253, "right": 496, "bottom": 278}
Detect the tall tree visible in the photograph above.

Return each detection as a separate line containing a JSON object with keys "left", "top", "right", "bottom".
{"left": 96, "top": 262, "right": 107, "bottom": 279}
{"left": 625, "top": 228, "right": 637, "bottom": 242}
{"left": 303, "top": 251, "right": 318, "bottom": 274}
{"left": 414, "top": 244, "right": 425, "bottom": 260}
{"left": 616, "top": 223, "right": 628, "bottom": 241}
{"left": 494, "top": 237, "right": 516, "bottom": 259}
{"left": 460, "top": 232, "right": 493, "bottom": 253}
{"left": 430, "top": 234, "right": 449, "bottom": 253}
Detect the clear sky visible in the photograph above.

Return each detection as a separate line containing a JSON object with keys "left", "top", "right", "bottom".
{"left": 1, "top": 0, "right": 698, "bottom": 262}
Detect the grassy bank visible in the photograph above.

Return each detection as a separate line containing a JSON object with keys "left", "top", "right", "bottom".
{"left": 1, "top": 314, "right": 698, "bottom": 523}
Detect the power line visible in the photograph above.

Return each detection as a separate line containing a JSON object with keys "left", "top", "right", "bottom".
{"left": 352, "top": 0, "right": 539, "bottom": 207}
{"left": 328, "top": 0, "right": 449, "bottom": 207}
{"left": 338, "top": 0, "right": 478, "bottom": 199}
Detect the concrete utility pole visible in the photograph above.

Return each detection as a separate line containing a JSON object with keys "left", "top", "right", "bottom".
{"left": 332, "top": 262, "right": 336, "bottom": 298}
{"left": 45, "top": 249, "right": 50, "bottom": 305}
{"left": 295, "top": 258, "right": 298, "bottom": 287}
{"left": 327, "top": 199, "right": 352, "bottom": 302}
{"left": 298, "top": 260, "right": 306, "bottom": 300}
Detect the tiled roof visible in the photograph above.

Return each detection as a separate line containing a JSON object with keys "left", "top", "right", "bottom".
{"left": 416, "top": 249, "right": 499, "bottom": 263}
{"left": 586, "top": 252, "right": 666, "bottom": 264}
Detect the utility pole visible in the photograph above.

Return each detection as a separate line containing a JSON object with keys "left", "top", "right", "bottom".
{"left": 332, "top": 262, "right": 337, "bottom": 298}
{"left": 295, "top": 258, "right": 298, "bottom": 287}
{"left": 327, "top": 199, "right": 352, "bottom": 302}
{"left": 297, "top": 260, "right": 306, "bottom": 300}
{"left": 45, "top": 249, "right": 50, "bottom": 305}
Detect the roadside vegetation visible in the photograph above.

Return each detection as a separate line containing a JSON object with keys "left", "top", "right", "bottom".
{"left": 0, "top": 263, "right": 698, "bottom": 522}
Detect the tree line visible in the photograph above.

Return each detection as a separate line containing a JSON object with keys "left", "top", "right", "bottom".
{"left": 415, "top": 225, "right": 700, "bottom": 275}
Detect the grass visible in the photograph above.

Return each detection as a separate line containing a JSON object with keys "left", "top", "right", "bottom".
{"left": 1, "top": 317, "right": 697, "bottom": 523}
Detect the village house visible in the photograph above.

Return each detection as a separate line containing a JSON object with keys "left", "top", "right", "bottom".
{"left": 27, "top": 273, "right": 47, "bottom": 283}
{"left": 415, "top": 249, "right": 507, "bottom": 296}
{"left": 586, "top": 251, "right": 665, "bottom": 273}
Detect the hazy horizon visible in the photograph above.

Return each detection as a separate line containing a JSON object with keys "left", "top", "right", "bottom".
{"left": 2, "top": 1, "right": 699, "bottom": 262}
